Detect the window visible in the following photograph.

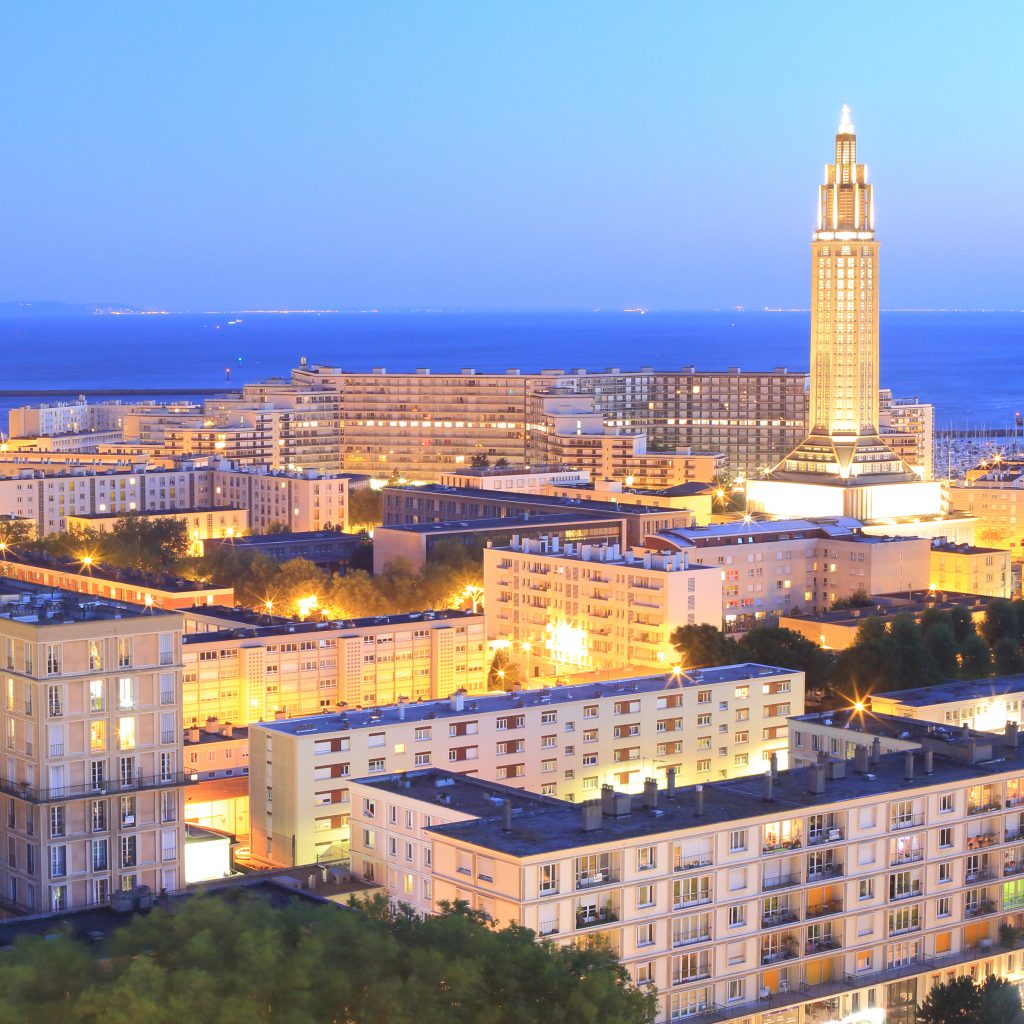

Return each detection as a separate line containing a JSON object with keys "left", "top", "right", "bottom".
{"left": 368, "top": 759, "right": 385, "bottom": 772}
{"left": 858, "top": 878, "right": 873, "bottom": 900}
{"left": 729, "top": 830, "right": 747, "bottom": 853}
{"left": 89, "top": 680, "right": 105, "bottom": 713}
{"left": 939, "top": 793, "right": 954, "bottom": 814}
{"left": 47, "top": 685, "right": 63, "bottom": 718}
{"left": 91, "top": 839, "right": 108, "bottom": 871}
{"left": 49, "top": 845, "right": 67, "bottom": 879}
{"left": 636, "top": 846, "right": 656, "bottom": 872}
{"left": 939, "top": 827, "right": 953, "bottom": 849}
{"left": 538, "top": 863, "right": 559, "bottom": 894}
{"left": 937, "top": 896, "right": 950, "bottom": 918}
{"left": 117, "top": 638, "right": 132, "bottom": 669}
{"left": 49, "top": 806, "right": 66, "bottom": 839}
{"left": 120, "top": 835, "right": 137, "bottom": 868}
{"left": 118, "top": 677, "right": 135, "bottom": 710}
{"left": 636, "top": 923, "right": 655, "bottom": 947}
{"left": 728, "top": 905, "right": 745, "bottom": 927}
{"left": 938, "top": 862, "right": 952, "bottom": 883}
{"left": 636, "top": 884, "right": 655, "bottom": 908}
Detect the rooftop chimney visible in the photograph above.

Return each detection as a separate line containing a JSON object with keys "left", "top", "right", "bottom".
{"left": 450, "top": 691, "right": 465, "bottom": 713}
{"left": 667, "top": 767, "right": 677, "bottom": 799}
{"left": 695, "top": 784, "right": 704, "bottom": 817}
{"left": 870, "top": 736, "right": 882, "bottom": 765}
{"left": 904, "top": 751, "right": 915, "bottom": 782}
{"left": 600, "top": 784, "right": 616, "bottom": 817}
{"left": 398, "top": 701, "right": 406, "bottom": 721}
{"left": 642, "top": 778, "right": 658, "bottom": 810}
{"left": 854, "top": 745, "right": 870, "bottom": 774}
{"left": 1007, "top": 721, "right": 1019, "bottom": 749}
{"left": 923, "top": 749, "right": 934, "bottom": 775}
{"left": 502, "top": 799, "right": 513, "bottom": 833}
{"left": 581, "top": 800, "right": 602, "bottom": 832}
{"left": 204, "top": 717, "right": 221, "bottom": 735}
{"left": 769, "top": 751, "right": 779, "bottom": 779}
{"left": 764, "top": 770, "right": 774, "bottom": 803}
{"left": 809, "top": 764, "right": 826, "bottom": 796}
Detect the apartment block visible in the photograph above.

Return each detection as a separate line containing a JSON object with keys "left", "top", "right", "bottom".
{"left": 247, "top": 664, "right": 803, "bottom": 866}
{"left": 384, "top": 483, "right": 694, "bottom": 547}
{"left": 66, "top": 507, "right": 249, "bottom": 557}
{"left": 438, "top": 465, "right": 591, "bottom": 493}
{"left": 424, "top": 733, "right": 1024, "bottom": 1024}
{"left": 484, "top": 537, "right": 722, "bottom": 676}
{"left": 649, "top": 520, "right": 932, "bottom": 630}
{"left": 181, "top": 609, "right": 488, "bottom": 729}
{"left": 949, "top": 460, "right": 1024, "bottom": 556}
{"left": 0, "top": 458, "right": 352, "bottom": 536}
{"left": 930, "top": 541, "right": 1011, "bottom": 599}
{"left": 879, "top": 393, "right": 935, "bottom": 480}
{"left": 869, "top": 676, "right": 1024, "bottom": 731}
{"left": 0, "top": 581, "right": 189, "bottom": 914}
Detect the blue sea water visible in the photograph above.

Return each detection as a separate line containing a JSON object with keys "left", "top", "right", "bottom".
{"left": 1, "top": 310, "right": 1022, "bottom": 429}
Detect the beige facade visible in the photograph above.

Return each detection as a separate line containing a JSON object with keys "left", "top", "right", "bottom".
{"left": 425, "top": 737, "right": 1024, "bottom": 1024}
{"left": 930, "top": 543, "right": 1011, "bottom": 598}
{"left": 0, "top": 458, "right": 351, "bottom": 536}
{"left": 248, "top": 664, "right": 803, "bottom": 867}
{"left": 0, "top": 582, "right": 187, "bottom": 914}
{"left": 181, "top": 610, "right": 488, "bottom": 729}
{"left": 949, "top": 469, "right": 1024, "bottom": 556}
{"left": 484, "top": 536, "right": 723, "bottom": 676}
{"left": 650, "top": 521, "right": 932, "bottom": 630}
{"left": 438, "top": 466, "right": 591, "bottom": 493}
{"left": 869, "top": 677, "right": 1024, "bottom": 731}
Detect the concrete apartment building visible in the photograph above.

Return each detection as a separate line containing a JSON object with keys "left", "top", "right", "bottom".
{"left": 383, "top": 483, "right": 696, "bottom": 547}
{"left": 0, "top": 458, "right": 352, "bottom": 536}
{"left": 438, "top": 465, "right": 591, "bottom": 493}
{"left": 869, "top": 676, "right": 1024, "bottom": 731}
{"left": 180, "top": 609, "right": 489, "bottom": 728}
{"left": 248, "top": 664, "right": 803, "bottom": 866}
{"left": 66, "top": 507, "right": 250, "bottom": 557}
{"left": 930, "top": 541, "right": 1011, "bottom": 599}
{"left": 424, "top": 732, "right": 1024, "bottom": 1024}
{"left": 949, "top": 460, "right": 1024, "bottom": 556}
{"left": 879, "top": 393, "right": 934, "bottom": 480}
{"left": 0, "top": 580, "right": 189, "bottom": 914}
{"left": 484, "top": 536, "right": 722, "bottom": 677}
{"left": 649, "top": 520, "right": 932, "bottom": 631}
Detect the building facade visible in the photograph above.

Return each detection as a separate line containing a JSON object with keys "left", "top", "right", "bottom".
{"left": 248, "top": 664, "right": 803, "bottom": 867}
{"left": 0, "top": 581, "right": 188, "bottom": 914}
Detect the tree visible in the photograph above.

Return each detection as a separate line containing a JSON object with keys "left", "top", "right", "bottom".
{"left": 918, "top": 974, "right": 1024, "bottom": 1024}
{"left": 469, "top": 452, "right": 490, "bottom": 468}
{"left": 949, "top": 604, "right": 976, "bottom": 644}
{"left": 488, "top": 647, "right": 523, "bottom": 689}
{"left": 348, "top": 485, "right": 384, "bottom": 531}
{"left": 0, "top": 894, "right": 657, "bottom": 1024}
{"left": 104, "top": 515, "right": 190, "bottom": 571}
{"left": 736, "top": 627, "right": 830, "bottom": 689}
{"left": 959, "top": 632, "right": 993, "bottom": 679}
{"left": 670, "top": 623, "right": 741, "bottom": 668}
{"left": 886, "top": 614, "right": 940, "bottom": 689}
{"left": 922, "top": 620, "right": 959, "bottom": 679}
{"left": 830, "top": 588, "right": 872, "bottom": 611}
{"left": 0, "top": 517, "right": 35, "bottom": 549}
{"left": 994, "top": 636, "right": 1024, "bottom": 675}
{"left": 981, "top": 599, "right": 1019, "bottom": 647}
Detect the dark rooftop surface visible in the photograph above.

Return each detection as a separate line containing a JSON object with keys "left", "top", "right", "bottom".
{"left": 786, "top": 590, "right": 996, "bottom": 627}
{"left": 792, "top": 708, "right": 995, "bottom": 745}
{"left": 182, "top": 607, "right": 484, "bottom": 646}
{"left": 0, "top": 579, "right": 178, "bottom": 624}
{"left": 208, "top": 530, "right": 363, "bottom": 546}
{"left": 260, "top": 663, "right": 794, "bottom": 736}
{"left": 386, "top": 483, "right": 692, "bottom": 517}
{"left": 429, "top": 739, "right": 1024, "bottom": 857}
{"left": 353, "top": 768, "right": 566, "bottom": 819}
{"left": 4, "top": 548, "right": 228, "bottom": 593}
{"left": 377, "top": 512, "right": 618, "bottom": 534}
{"left": 874, "top": 673, "right": 1024, "bottom": 707}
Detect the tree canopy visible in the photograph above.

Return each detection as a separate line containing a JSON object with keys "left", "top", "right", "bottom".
{"left": 918, "top": 974, "right": 1024, "bottom": 1024}
{"left": 0, "top": 894, "right": 656, "bottom": 1024}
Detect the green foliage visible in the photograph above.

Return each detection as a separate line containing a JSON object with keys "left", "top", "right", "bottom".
{"left": 830, "top": 588, "right": 872, "bottom": 611}
{"left": 670, "top": 623, "right": 741, "bottom": 668}
{"left": 981, "top": 599, "right": 1020, "bottom": 646}
{"left": 488, "top": 648, "right": 523, "bottom": 689}
{"left": 959, "top": 631, "right": 993, "bottom": 678}
{"left": 470, "top": 453, "right": 491, "bottom": 468}
{"left": 0, "top": 895, "right": 656, "bottom": 1024}
{"left": 348, "top": 486, "right": 384, "bottom": 531}
{"left": 918, "top": 974, "right": 1024, "bottom": 1024}
{"left": 994, "top": 636, "right": 1024, "bottom": 675}
{"left": 732, "top": 626, "right": 830, "bottom": 689}
{"left": 0, "top": 517, "right": 35, "bottom": 548}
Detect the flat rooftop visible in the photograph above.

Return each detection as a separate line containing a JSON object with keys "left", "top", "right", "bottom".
{"left": 932, "top": 541, "right": 1007, "bottom": 556}
{"left": 353, "top": 768, "right": 566, "bottom": 819}
{"left": 182, "top": 607, "right": 484, "bottom": 646}
{"left": 378, "top": 512, "right": 618, "bottom": 535}
{"left": 786, "top": 590, "right": 996, "bottom": 627}
{"left": 4, "top": 548, "right": 227, "bottom": 594}
{"left": 429, "top": 739, "right": 1024, "bottom": 857}
{"left": 207, "top": 530, "right": 362, "bottom": 545}
{"left": 792, "top": 708, "right": 994, "bottom": 746}
{"left": 67, "top": 506, "right": 247, "bottom": 518}
{"left": 259, "top": 663, "right": 795, "bottom": 736}
{"left": 0, "top": 579, "right": 178, "bottom": 624}
{"left": 386, "top": 484, "right": 690, "bottom": 517}
{"left": 874, "top": 673, "right": 1024, "bottom": 708}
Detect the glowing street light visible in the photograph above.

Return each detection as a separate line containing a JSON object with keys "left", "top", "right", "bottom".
{"left": 296, "top": 595, "right": 319, "bottom": 619}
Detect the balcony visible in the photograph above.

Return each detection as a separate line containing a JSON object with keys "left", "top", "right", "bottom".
{"left": 1008, "top": 827, "right": 1024, "bottom": 843}
{"left": 889, "top": 883, "right": 923, "bottom": 902}
{"left": 575, "top": 869, "right": 620, "bottom": 891}
{"left": 806, "top": 899, "right": 843, "bottom": 920}
{"left": 967, "top": 800, "right": 1002, "bottom": 816}
{"left": 805, "top": 936, "right": 842, "bottom": 954}
{"left": 575, "top": 907, "right": 619, "bottom": 930}
{"left": 807, "top": 828, "right": 844, "bottom": 847}
{"left": 806, "top": 863, "right": 843, "bottom": 882}
{"left": 965, "top": 868, "right": 997, "bottom": 883}
{"left": 890, "top": 849, "right": 924, "bottom": 867}
{"left": 763, "top": 873, "right": 801, "bottom": 892}
{"left": 966, "top": 833, "right": 999, "bottom": 850}
{"left": 0, "top": 771, "right": 198, "bottom": 804}
{"left": 1005, "top": 859, "right": 1024, "bottom": 877}
{"left": 761, "top": 909, "right": 799, "bottom": 929}
{"left": 760, "top": 938, "right": 798, "bottom": 965}
{"left": 890, "top": 813, "right": 925, "bottom": 831}
{"left": 675, "top": 856, "right": 714, "bottom": 872}
{"left": 965, "top": 900, "right": 997, "bottom": 918}
{"left": 762, "top": 837, "right": 803, "bottom": 854}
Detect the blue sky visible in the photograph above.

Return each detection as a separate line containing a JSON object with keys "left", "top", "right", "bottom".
{"left": 1, "top": 1, "right": 1021, "bottom": 310}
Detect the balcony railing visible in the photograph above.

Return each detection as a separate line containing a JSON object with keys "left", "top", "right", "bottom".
{"left": 762, "top": 837, "right": 803, "bottom": 854}
{"left": 763, "top": 873, "right": 800, "bottom": 892}
{"left": 890, "top": 849, "right": 924, "bottom": 866}
{"left": 805, "top": 936, "right": 842, "bottom": 954}
{"left": 967, "top": 800, "right": 1002, "bottom": 816}
{"left": 575, "top": 908, "right": 619, "bottom": 930}
{"left": 575, "top": 869, "right": 620, "bottom": 890}
{"left": 761, "top": 909, "right": 799, "bottom": 928}
{"left": 806, "top": 863, "right": 843, "bottom": 881}
{"left": 889, "top": 883, "right": 923, "bottom": 902}
{"left": 806, "top": 900, "right": 843, "bottom": 920}
{"left": 967, "top": 833, "right": 999, "bottom": 850}
{"left": 890, "top": 814, "right": 925, "bottom": 831}
{"left": 0, "top": 771, "right": 198, "bottom": 804}
{"left": 807, "top": 828, "right": 844, "bottom": 847}
{"left": 675, "top": 856, "right": 713, "bottom": 872}
{"left": 965, "top": 868, "right": 997, "bottom": 882}
{"left": 964, "top": 900, "right": 997, "bottom": 918}
{"left": 760, "top": 944, "right": 798, "bottom": 966}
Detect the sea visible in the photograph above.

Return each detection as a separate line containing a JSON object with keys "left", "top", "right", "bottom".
{"left": 1, "top": 310, "right": 1022, "bottom": 435}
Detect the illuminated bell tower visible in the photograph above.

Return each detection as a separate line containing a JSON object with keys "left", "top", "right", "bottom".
{"left": 774, "top": 106, "right": 912, "bottom": 482}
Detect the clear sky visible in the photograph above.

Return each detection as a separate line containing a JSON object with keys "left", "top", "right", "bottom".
{"left": 1, "top": 1, "right": 1021, "bottom": 311}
